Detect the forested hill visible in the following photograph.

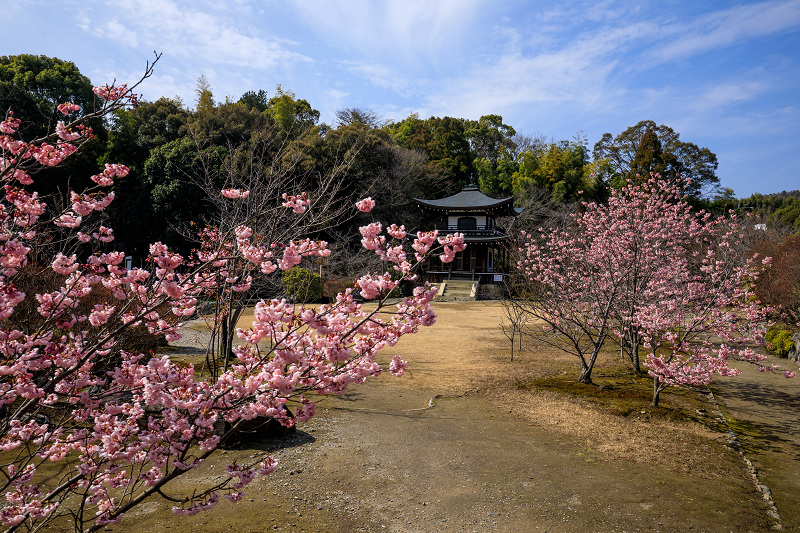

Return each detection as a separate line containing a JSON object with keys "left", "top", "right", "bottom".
{"left": 740, "top": 190, "right": 800, "bottom": 231}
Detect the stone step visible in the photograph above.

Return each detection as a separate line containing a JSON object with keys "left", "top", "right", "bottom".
{"left": 438, "top": 281, "right": 478, "bottom": 300}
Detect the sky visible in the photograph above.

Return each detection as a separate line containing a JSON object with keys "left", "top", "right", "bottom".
{"left": 2, "top": 0, "right": 799, "bottom": 197}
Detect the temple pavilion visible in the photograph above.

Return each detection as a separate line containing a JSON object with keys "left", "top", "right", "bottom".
{"left": 415, "top": 185, "right": 519, "bottom": 296}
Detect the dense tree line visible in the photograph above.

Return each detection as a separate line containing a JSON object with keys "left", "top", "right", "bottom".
{"left": 4, "top": 53, "right": 797, "bottom": 267}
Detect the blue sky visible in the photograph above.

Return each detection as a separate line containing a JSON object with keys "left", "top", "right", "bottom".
{"left": 2, "top": 0, "right": 799, "bottom": 197}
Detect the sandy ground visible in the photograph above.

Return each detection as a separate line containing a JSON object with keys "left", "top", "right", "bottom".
{"left": 103, "top": 301, "right": 798, "bottom": 533}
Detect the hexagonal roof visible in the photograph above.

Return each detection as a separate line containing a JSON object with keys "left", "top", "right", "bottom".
{"left": 414, "top": 185, "right": 517, "bottom": 216}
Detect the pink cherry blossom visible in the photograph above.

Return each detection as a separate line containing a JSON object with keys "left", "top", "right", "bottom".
{"left": 356, "top": 197, "right": 375, "bottom": 212}
{"left": 281, "top": 192, "right": 310, "bottom": 213}
{"left": 0, "top": 74, "right": 487, "bottom": 531}
{"left": 57, "top": 102, "right": 81, "bottom": 115}
{"left": 221, "top": 188, "right": 250, "bottom": 199}
{"left": 55, "top": 121, "right": 81, "bottom": 141}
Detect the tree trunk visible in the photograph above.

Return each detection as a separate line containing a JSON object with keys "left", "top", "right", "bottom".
{"left": 631, "top": 336, "right": 641, "bottom": 374}
{"left": 223, "top": 301, "right": 245, "bottom": 372}
{"left": 579, "top": 342, "right": 605, "bottom": 384}
{"left": 651, "top": 375, "right": 661, "bottom": 407}
{"left": 220, "top": 315, "right": 228, "bottom": 375}
{"left": 628, "top": 331, "right": 641, "bottom": 374}
{"left": 578, "top": 364, "right": 593, "bottom": 384}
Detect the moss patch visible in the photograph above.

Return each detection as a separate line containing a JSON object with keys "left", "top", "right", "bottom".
{"left": 514, "top": 365, "right": 716, "bottom": 428}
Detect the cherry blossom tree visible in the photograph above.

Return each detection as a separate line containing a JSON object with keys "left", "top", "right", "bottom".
{"left": 516, "top": 176, "right": 783, "bottom": 397}
{"left": 0, "top": 62, "right": 465, "bottom": 532}
{"left": 516, "top": 205, "right": 634, "bottom": 383}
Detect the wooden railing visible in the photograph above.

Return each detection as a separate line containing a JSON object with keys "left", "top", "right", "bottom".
{"left": 442, "top": 224, "right": 506, "bottom": 237}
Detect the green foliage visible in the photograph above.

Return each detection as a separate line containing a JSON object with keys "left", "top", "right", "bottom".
{"left": 386, "top": 115, "right": 474, "bottom": 192}
{"left": 462, "top": 115, "right": 517, "bottom": 196}
{"left": 143, "top": 137, "right": 222, "bottom": 253}
{"left": 384, "top": 113, "right": 422, "bottom": 147}
{"left": 512, "top": 139, "right": 594, "bottom": 203}
{"left": 0, "top": 54, "right": 97, "bottom": 127}
{"left": 629, "top": 127, "right": 664, "bottom": 183}
{"left": 282, "top": 267, "right": 323, "bottom": 302}
{"left": 740, "top": 192, "right": 800, "bottom": 231}
{"left": 593, "top": 120, "right": 719, "bottom": 198}
{"left": 195, "top": 74, "right": 214, "bottom": 113}
{"left": 475, "top": 151, "right": 516, "bottom": 196}
{"left": 462, "top": 114, "right": 516, "bottom": 161}
{"left": 266, "top": 85, "right": 320, "bottom": 140}
{"left": 765, "top": 325, "right": 797, "bottom": 357}
{"left": 238, "top": 89, "right": 269, "bottom": 112}
{"left": 188, "top": 101, "right": 267, "bottom": 147}
{"left": 102, "top": 97, "right": 189, "bottom": 185}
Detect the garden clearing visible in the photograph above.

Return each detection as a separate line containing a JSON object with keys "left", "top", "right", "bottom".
{"left": 104, "top": 301, "right": 799, "bottom": 533}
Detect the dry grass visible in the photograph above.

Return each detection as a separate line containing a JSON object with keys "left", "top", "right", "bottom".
{"left": 182, "top": 300, "right": 734, "bottom": 478}
{"left": 365, "top": 300, "right": 734, "bottom": 477}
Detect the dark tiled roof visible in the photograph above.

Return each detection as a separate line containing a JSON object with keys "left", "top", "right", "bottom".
{"left": 415, "top": 186, "right": 517, "bottom": 215}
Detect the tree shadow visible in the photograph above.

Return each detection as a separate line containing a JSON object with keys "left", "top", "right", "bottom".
{"left": 716, "top": 379, "right": 800, "bottom": 452}
{"left": 226, "top": 428, "right": 316, "bottom": 453}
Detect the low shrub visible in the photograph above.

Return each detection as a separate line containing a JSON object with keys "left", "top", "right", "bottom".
{"left": 282, "top": 267, "right": 323, "bottom": 302}
{"left": 765, "top": 325, "right": 797, "bottom": 357}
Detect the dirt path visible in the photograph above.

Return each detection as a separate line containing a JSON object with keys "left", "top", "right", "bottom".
{"left": 711, "top": 355, "right": 800, "bottom": 530}
{"left": 108, "top": 301, "right": 794, "bottom": 533}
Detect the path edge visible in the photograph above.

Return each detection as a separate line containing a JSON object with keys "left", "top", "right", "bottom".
{"left": 706, "top": 387, "right": 783, "bottom": 531}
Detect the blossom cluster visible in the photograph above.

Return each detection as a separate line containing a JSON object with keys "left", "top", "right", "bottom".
{"left": 281, "top": 192, "right": 310, "bottom": 213}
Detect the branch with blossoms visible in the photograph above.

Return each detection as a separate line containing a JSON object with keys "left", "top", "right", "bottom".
{"left": 182, "top": 126, "right": 368, "bottom": 379}
{"left": 637, "top": 242, "right": 777, "bottom": 406}
{"left": 1, "top": 54, "right": 159, "bottom": 186}
{"left": 0, "top": 68, "right": 466, "bottom": 532}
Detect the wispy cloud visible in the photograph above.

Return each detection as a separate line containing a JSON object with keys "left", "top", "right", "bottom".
{"left": 420, "top": 19, "right": 655, "bottom": 120}
{"left": 287, "top": 0, "right": 486, "bottom": 65}
{"left": 650, "top": 0, "right": 800, "bottom": 63}
{"left": 88, "top": 0, "right": 311, "bottom": 71}
{"left": 327, "top": 89, "right": 349, "bottom": 100}
{"left": 689, "top": 80, "right": 769, "bottom": 112}
{"left": 341, "top": 61, "right": 410, "bottom": 93}
{"left": 413, "top": 0, "right": 800, "bottom": 128}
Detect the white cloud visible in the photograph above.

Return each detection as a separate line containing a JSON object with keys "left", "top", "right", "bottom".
{"left": 651, "top": 0, "right": 800, "bottom": 63}
{"left": 342, "top": 60, "right": 410, "bottom": 92}
{"left": 689, "top": 81, "right": 769, "bottom": 112}
{"left": 101, "top": 18, "right": 140, "bottom": 47}
{"left": 327, "top": 89, "right": 349, "bottom": 100}
{"left": 287, "top": 0, "right": 486, "bottom": 64}
{"left": 89, "top": 0, "right": 311, "bottom": 71}
{"left": 418, "top": 19, "right": 656, "bottom": 120}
